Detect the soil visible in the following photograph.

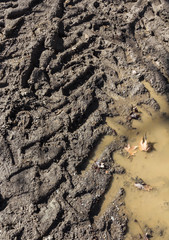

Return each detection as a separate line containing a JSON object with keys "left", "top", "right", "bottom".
{"left": 0, "top": 0, "right": 169, "bottom": 239}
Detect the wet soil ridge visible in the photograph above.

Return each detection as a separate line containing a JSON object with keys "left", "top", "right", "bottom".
{"left": 0, "top": 0, "right": 169, "bottom": 239}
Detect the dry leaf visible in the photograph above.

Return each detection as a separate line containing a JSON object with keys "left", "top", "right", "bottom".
{"left": 143, "top": 184, "right": 153, "bottom": 191}
{"left": 139, "top": 137, "right": 150, "bottom": 152}
{"left": 124, "top": 144, "right": 138, "bottom": 156}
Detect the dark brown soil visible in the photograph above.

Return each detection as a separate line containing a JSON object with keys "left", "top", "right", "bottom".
{"left": 0, "top": 0, "right": 169, "bottom": 239}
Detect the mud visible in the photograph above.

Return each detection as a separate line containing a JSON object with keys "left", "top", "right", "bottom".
{"left": 0, "top": 0, "right": 169, "bottom": 239}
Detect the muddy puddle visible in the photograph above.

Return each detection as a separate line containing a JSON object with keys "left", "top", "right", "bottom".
{"left": 88, "top": 82, "right": 169, "bottom": 239}
{"left": 103, "top": 114, "right": 169, "bottom": 239}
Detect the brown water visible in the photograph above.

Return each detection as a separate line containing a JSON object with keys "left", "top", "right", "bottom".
{"left": 92, "top": 82, "right": 169, "bottom": 239}
{"left": 101, "top": 115, "right": 169, "bottom": 239}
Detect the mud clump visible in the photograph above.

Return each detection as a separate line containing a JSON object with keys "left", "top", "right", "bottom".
{"left": 0, "top": 0, "right": 169, "bottom": 239}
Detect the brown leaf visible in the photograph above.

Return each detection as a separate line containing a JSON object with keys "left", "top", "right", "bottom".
{"left": 124, "top": 144, "right": 138, "bottom": 156}
{"left": 143, "top": 184, "right": 153, "bottom": 191}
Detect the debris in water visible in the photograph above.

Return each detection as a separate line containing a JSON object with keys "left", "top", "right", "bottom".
{"left": 124, "top": 144, "right": 138, "bottom": 156}
{"left": 139, "top": 135, "right": 150, "bottom": 152}
{"left": 134, "top": 177, "right": 153, "bottom": 191}
{"left": 134, "top": 183, "right": 153, "bottom": 191}
{"left": 134, "top": 219, "right": 150, "bottom": 240}
{"left": 134, "top": 183, "right": 145, "bottom": 190}
{"left": 142, "top": 184, "right": 153, "bottom": 191}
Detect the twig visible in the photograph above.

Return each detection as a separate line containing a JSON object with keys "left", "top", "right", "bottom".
{"left": 134, "top": 219, "right": 149, "bottom": 240}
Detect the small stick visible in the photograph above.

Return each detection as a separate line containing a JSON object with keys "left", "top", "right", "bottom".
{"left": 134, "top": 219, "right": 149, "bottom": 240}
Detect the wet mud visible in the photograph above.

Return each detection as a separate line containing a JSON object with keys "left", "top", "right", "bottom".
{"left": 0, "top": 0, "right": 169, "bottom": 239}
